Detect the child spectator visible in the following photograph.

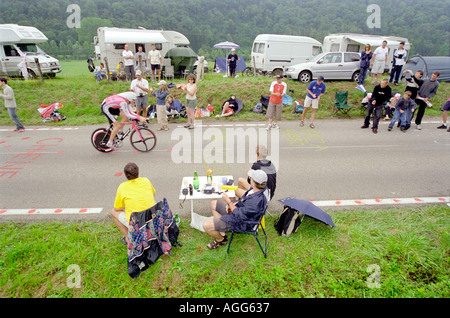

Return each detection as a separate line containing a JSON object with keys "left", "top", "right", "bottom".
{"left": 388, "top": 91, "right": 415, "bottom": 132}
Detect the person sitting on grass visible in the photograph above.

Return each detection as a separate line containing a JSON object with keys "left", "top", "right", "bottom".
{"left": 216, "top": 95, "right": 239, "bottom": 117}
{"left": 203, "top": 169, "right": 269, "bottom": 250}
{"left": 110, "top": 162, "right": 156, "bottom": 244}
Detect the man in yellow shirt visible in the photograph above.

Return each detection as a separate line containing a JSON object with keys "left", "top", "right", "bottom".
{"left": 110, "top": 162, "right": 156, "bottom": 242}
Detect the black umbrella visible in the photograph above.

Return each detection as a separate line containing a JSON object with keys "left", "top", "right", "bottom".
{"left": 278, "top": 197, "right": 335, "bottom": 228}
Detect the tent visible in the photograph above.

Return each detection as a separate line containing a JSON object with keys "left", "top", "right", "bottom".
{"left": 214, "top": 56, "right": 246, "bottom": 74}
{"left": 401, "top": 56, "right": 450, "bottom": 82}
{"left": 165, "top": 47, "right": 198, "bottom": 75}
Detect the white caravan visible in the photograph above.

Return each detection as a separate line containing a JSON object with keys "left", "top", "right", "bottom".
{"left": 94, "top": 27, "right": 207, "bottom": 73}
{"left": 323, "top": 33, "right": 411, "bottom": 72}
{"left": 251, "top": 34, "right": 323, "bottom": 75}
{"left": 0, "top": 24, "right": 61, "bottom": 78}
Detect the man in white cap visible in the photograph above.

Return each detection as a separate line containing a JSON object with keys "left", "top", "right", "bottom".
{"left": 130, "top": 70, "right": 149, "bottom": 116}
{"left": 227, "top": 48, "right": 240, "bottom": 78}
{"left": 203, "top": 169, "right": 269, "bottom": 249}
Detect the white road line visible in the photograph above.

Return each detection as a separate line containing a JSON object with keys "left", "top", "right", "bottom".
{"left": 0, "top": 208, "right": 103, "bottom": 215}
{"left": 310, "top": 196, "right": 450, "bottom": 207}
{"left": 0, "top": 127, "right": 79, "bottom": 132}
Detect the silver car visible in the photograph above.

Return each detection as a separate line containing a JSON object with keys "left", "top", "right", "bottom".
{"left": 285, "top": 52, "right": 361, "bottom": 83}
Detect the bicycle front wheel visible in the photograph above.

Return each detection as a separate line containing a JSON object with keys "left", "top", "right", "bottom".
{"left": 130, "top": 127, "right": 157, "bottom": 152}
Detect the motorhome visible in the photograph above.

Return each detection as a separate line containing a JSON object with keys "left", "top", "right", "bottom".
{"left": 323, "top": 33, "right": 411, "bottom": 72}
{"left": 0, "top": 24, "right": 61, "bottom": 78}
{"left": 251, "top": 34, "right": 323, "bottom": 75}
{"left": 94, "top": 27, "right": 207, "bottom": 74}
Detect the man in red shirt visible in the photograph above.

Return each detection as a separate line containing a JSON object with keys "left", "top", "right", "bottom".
{"left": 266, "top": 75, "right": 287, "bottom": 130}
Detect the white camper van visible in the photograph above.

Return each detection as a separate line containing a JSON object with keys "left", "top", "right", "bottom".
{"left": 323, "top": 33, "right": 411, "bottom": 72}
{"left": 0, "top": 24, "right": 61, "bottom": 78}
{"left": 251, "top": 34, "right": 323, "bottom": 75}
{"left": 94, "top": 27, "right": 207, "bottom": 73}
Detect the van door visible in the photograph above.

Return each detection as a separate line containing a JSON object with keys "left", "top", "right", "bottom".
{"left": 290, "top": 43, "right": 309, "bottom": 65}
{"left": 1, "top": 45, "right": 21, "bottom": 76}
{"left": 252, "top": 42, "right": 265, "bottom": 71}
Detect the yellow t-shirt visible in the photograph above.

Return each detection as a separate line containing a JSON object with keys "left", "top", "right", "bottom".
{"left": 114, "top": 177, "right": 156, "bottom": 222}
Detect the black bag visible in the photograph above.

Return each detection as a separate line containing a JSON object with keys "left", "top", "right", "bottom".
{"left": 274, "top": 205, "right": 302, "bottom": 237}
{"left": 87, "top": 58, "right": 95, "bottom": 72}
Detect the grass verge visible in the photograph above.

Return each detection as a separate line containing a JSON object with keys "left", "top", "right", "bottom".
{"left": 1, "top": 205, "right": 449, "bottom": 298}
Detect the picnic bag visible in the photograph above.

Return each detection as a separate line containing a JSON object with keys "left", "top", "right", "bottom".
{"left": 274, "top": 205, "right": 301, "bottom": 237}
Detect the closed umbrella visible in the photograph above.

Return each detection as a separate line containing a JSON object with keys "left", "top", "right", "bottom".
{"left": 278, "top": 197, "right": 336, "bottom": 228}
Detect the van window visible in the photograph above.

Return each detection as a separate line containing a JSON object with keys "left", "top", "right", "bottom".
{"left": 321, "top": 53, "right": 342, "bottom": 63}
{"left": 257, "top": 43, "right": 265, "bottom": 54}
{"left": 346, "top": 44, "right": 360, "bottom": 53}
{"left": 114, "top": 44, "right": 125, "bottom": 50}
{"left": 312, "top": 46, "right": 322, "bottom": 56}
{"left": 4, "top": 45, "right": 19, "bottom": 57}
{"left": 344, "top": 53, "right": 360, "bottom": 62}
{"left": 330, "top": 43, "right": 340, "bottom": 52}
{"left": 252, "top": 42, "right": 259, "bottom": 53}
{"left": 17, "top": 43, "right": 38, "bottom": 54}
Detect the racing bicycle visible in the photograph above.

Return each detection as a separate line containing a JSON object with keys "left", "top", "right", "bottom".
{"left": 91, "top": 119, "right": 157, "bottom": 153}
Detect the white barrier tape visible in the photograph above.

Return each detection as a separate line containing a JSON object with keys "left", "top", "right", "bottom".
{"left": 310, "top": 197, "right": 450, "bottom": 207}
{"left": 0, "top": 208, "right": 103, "bottom": 215}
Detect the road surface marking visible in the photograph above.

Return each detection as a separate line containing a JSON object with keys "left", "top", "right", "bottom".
{"left": 0, "top": 208, "right": 103, "bottom": 215}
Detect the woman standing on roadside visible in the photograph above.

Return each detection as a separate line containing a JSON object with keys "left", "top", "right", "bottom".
{"left": 358, "top": 44, "right": 373, "bottom": 86}
{"left": 150, "top": 80, "right": 169, "bottom": 131}
{"left": 179, "top": 74, "right": 198, "bottom": 129}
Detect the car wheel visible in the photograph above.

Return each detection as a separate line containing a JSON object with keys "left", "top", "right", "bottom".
{"left": 298, "top": 71, "right": 311, "bottom": 83}
{"left": 272, "top": 68, "right": 283, "bottom": 77}
{"left": 352, "top": 71, "right": 360, "bottom": 82}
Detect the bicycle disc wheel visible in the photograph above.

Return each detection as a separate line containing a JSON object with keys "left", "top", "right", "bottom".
{"left": 91, "top": 128, "right": 113, "bottom": 153}
{"left": 130, "top": 127, "right": 157, "bottom": 152}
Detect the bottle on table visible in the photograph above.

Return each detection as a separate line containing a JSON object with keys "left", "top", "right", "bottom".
{"left": 193, "top": 171, "right": 199, "bottom": 190}
{"left": 206, "top": 168, "right": 212, "bottom": 184}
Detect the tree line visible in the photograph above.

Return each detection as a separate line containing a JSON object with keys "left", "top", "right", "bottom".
{"left": 1, "top": 0, "right": 448, "bottom": 62}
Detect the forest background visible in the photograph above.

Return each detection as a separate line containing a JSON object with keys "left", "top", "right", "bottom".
{"left": 0, "top": 0, "right": 448, "bottom": 62}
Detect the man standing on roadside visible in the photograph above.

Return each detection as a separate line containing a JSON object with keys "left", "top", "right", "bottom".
{"left": 361, "top": 78, "right": 391, "bottom": 134}
{"left": 371, "top": 40, "right": 389, "bottom": 85}
{"left": 227, "top": 48, "right": 240, "bottom": 78}
{"left": 0, "top": 78, "right": 25, "bottom": 132}
{"left": 389, "top": 41, "right": 407, "bottom": 86}
{"left": 130, "top": 70, "right": 149, "bottom": 116}
{"left": 148, "top": 44, "right": 162, "bottom": 82}
{"left": 414, "top": 71, "right": 440, "bottom": 130}
{"left": 300, "top": 76, "right": 326, "bottom": 129}
{"left": 266, "top": 75, "right": 287, "bottom": 131}
{"left": 122, "top": 44, "right": 135, "bottom": 81}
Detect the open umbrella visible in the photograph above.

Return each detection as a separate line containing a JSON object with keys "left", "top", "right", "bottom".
{"left": 213, "top": 41, "right": 240, "bottom": 49}
{"left": 278, "top": 197, "right": 335, "bottom": 228}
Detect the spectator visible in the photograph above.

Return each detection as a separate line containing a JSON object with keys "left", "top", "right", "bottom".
{"left": 216, "top": 95, "right": 239, "bottom": 117}
{"left": 300, "top": 75, "right": 326, "bottom": 129}
{"left": 389, "top": 41, "right": 407, "bottom": 86}
{"left": 203, "top": 169, "right": 269, "bottom": 250}
{"left": 134, "top": 45, "right": 147, "bottom": 78}
{"left": 150, "top": 80, "right": 169, "bottom": 131}
{"left": 110, "top": 162, "right": 156, "bottom": 244}
{"left": 402, "top": 69, "right": 423, "bottom": 99}
{"left": 0, "top": 78, "right": 25, "bottom": 132}
{"left": 387, "top": 91, "right": 415, "bottom": 132}
{"left": 361, "top": 78, "right": 392, "bottom": 134}
{"left": 94, "top": 62, "right": 107, "bottom": 82}
{"left": 266, "top": 75, "right": 287, "bottom": 131}
{"left": 130, "top": 70, "right": 149, "bottom": 116}
{"left": 414, "top": 71, "right": 440, "bottom": 130}
{"left": 166, "top": 94, "right": 178, "bottom": 121}
{"left": 148, "top": 44, "right": 162, "bottom": 82}
{"left": 227, "top": 48, "right": 240, "bottom": 78}
{"left": 371, "top": 40, "right": 389, "bottom": 84}
{"left": 358, "top": 44, "right": 373, "bottom": 86}
{"left": 237, "top": 145, "right": 277, "bottom": 200}
{"left": 116, "top": 61, "right": 127, "bottom": 82}
{"left": 179, "top": 74, "right": 197, "bottom": 129}
{"left": 122, "top": 44, "right": 135, "bottom": 81}
{"left": 436, "top": 98, "right": 450, "bottom": 131}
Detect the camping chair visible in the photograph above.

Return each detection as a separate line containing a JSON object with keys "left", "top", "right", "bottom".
{"left": 226, "top": 202, "right": 269, "bottom": 258}
{"left": 333, "top": 91, "right": 353, "bottom": 117}
{"left": 163, "top": 65, "right": 174, "bottom": 81}
{"left": 234, "top": 99, "right": 243, "bottom": 115}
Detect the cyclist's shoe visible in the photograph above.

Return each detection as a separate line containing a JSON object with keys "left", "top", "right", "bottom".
{"left": 106, "top": 140, "right": 116, "bottom": 149}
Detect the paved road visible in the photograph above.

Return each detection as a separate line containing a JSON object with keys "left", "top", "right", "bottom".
{"left": 0, "top": 117, "right": 449, "bottom": 223}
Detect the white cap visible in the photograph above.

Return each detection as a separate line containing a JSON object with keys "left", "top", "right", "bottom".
{"left": 231, "top": 48, "right": 236, "bottom": 51}
{"left": 247, "top": 169, "right": 267, "bottom": 184}
{"left": 136, "top": 70, "right": 142, "bottom": 75}
{"left": 158, "top": 80, "right": 167, "bottom": 85}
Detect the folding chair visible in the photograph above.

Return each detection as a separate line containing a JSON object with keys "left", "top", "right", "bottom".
{"left": 163, "top": 65, "right": 174, "bottom": 81}
{"left": 333, "top": 91, "right": 353, "bottom": 117}
{"left": 226, "top": 203, "right": 268, "bottom": 258}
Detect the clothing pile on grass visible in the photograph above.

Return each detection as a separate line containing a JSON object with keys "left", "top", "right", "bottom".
{"left": 37, "top": 103, "right": 66, "bottom": 122}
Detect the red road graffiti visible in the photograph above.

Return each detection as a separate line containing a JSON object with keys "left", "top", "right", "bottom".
{"left": 0, "top": 138, "right": 63, "bottom": 179}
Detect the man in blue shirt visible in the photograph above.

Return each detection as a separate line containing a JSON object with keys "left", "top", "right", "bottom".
{"left": 300, "top": 76, "right": 326, "bottom": 128}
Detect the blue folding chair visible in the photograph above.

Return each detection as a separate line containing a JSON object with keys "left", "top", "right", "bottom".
{"left": 226, "top": 202, "right": 268, "bottom": 258}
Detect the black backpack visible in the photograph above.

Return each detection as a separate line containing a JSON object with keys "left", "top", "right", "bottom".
{"left": 274, "top": 205, "right": 302, "bottom": 237}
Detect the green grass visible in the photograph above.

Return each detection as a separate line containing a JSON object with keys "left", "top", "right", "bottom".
{"left": 1, "top": 205, "right": 449, "bottom": 298}
{"left": 0, "top": 60, "right": 448, "bottom": 126}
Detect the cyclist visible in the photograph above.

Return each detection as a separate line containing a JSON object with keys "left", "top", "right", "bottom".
{"left": 101, "top": 92, "right": 148, "bottom": 148}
